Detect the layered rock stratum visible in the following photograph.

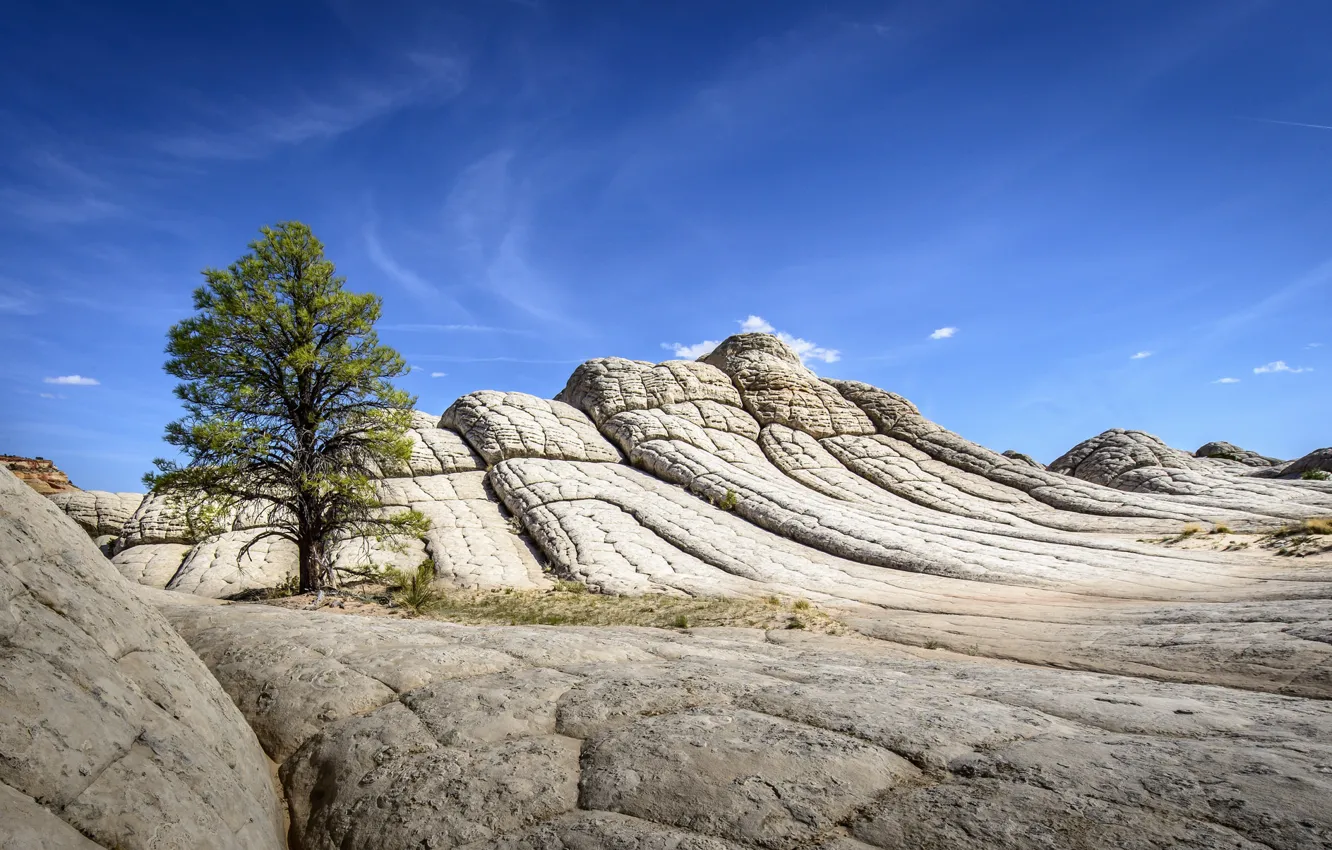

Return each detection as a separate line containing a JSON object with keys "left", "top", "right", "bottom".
{"left": 10, "top": 331, "right": 1332, "bottom": 849}
{"left": 0, "top": 455, "right": 77, "bottom": 494}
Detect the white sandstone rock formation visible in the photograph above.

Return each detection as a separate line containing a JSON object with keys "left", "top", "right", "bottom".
{"left": 45, "top": 490, "right": 143, "bottom": 537}
{"left": 0, "top": 467, "right": 282, "bottom": 850}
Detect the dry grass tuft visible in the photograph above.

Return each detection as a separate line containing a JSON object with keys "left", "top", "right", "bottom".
{"left": 1261, "top": 516, "right": 1332, "bottom": 557}
{"left": 391, "top": 585, "right": 848, "bottom": 632}
{"left": 1303, "top": 517, "right": 1332, "bottom": 535}
{"left": 263, "top": 579, "right": 847, "bottom": 633}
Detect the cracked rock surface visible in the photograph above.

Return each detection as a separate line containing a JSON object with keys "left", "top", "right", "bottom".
{"left": 159, "top": 601, "right": 1332, "bottom": 850}
{"left": 442, "top": 391, "right": 623, "bottom": 465}
{"left": 0, "top": 467, "right": 282, "bottom": 850}
{"left": 46, "top": 490, "right": 143, "bottom": 537}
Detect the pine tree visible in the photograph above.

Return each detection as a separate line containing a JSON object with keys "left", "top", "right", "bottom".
{"left": 146, "top": 222, "right": 428, "bottom": 591}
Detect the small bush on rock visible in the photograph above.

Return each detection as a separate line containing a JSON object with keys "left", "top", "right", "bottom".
{"left": 385, "top": 559, "right": 443, "bottom": 616}
{"left": 1302, "top": 469, "right": 1330, "bottom": 481}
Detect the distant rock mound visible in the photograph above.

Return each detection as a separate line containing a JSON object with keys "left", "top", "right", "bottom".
{"left": 1194, "top": 440, "right": 1284, "bottom": 467}
{"left": 1048, "top": 428, "right": 1332, "bottom": 515}
{"left": 1266, "top": 446, "right": 1332, "bottom": 480}
{"left": 0, "top": 454, "right": 77, "bottom": 494}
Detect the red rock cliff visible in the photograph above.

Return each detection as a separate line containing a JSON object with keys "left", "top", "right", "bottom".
{"left": 0, "top": 455, "right": 78, "bottom": 494}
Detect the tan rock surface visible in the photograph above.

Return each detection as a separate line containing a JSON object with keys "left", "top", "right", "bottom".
{"left": 0, "top": 467, "right": 282, "bottom": 850}
{"left": 158, "top": 601, "right": 1332, "bottom": 850}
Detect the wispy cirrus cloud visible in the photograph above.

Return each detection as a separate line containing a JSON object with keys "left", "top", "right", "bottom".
{"left": 1253, "top": 360, "right": 1311, "bottom": 374}
{"left": 0, "top": 279, "right": 41, "bottom": 314}
{"left": 429, "top": 371, "right": 447, "bottom": 378}
{"left": 930, "top": 327, "right": 957, "bottom": 340}
{"left": 1130, "top": 350, "right": 1152, "bottom": 360}
{"left": 0, "top": 190, "right": 126, "bottom": 226}
{"left": 44, "top": 375, "right": 99, "bottom": 386}
{"left": 155, "top": 52, "right": 467, "bottom": 160}
{"left": 442, "top": 150, "right": 571, "bottom": 326}
{"left": 664, "top": 315, "right": 840, "bottom": 364}
{"left": 363, "top": 226, "right": 439, "bottom": 301}
{"left": 1243, "top": 116, "right": 1332, "bottom": 132}
{"left": 1212, "top": 377, "right": 1240, "bottom": 384}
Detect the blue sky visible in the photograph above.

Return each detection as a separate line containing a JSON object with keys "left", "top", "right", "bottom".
{"left": 2, "top": 0, "right": 1329, "bottom": 491}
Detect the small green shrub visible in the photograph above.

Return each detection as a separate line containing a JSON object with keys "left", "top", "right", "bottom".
{"left": 385, "top": 559, "right": 443, "bottom": 616}
{"left": 717, "top": 489, "right": 739, "bottom": 511}
{"left": 764, "top": 595, "right": 781, "bottom": 606}
{"left": 923, "top": 639, "right": 942, "bottom": 650}
{"left": 792, "top": 599, "right": 811, "bottom": 611}
{"left": 671, "top": 614, "right": 690, "bottom": 629}
{"left": 1210, "top": 523, "right": 1232, "bottom": 535}
{"left": 786, "top": 617, "right": 806, "bottom": 630}
{"left": 1181, "top": 524, "right": 1203, "bottom": 537}
{"left": 1302, "top": 469, "right": 1330, "bottom": 481}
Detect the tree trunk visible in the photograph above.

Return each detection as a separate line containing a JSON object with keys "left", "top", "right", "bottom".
{"left": 298, "top": 536, "right": 320, "bottom": 593}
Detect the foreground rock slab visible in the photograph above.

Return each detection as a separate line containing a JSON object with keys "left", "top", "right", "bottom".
{"left": 0, "top": 468, "right": 283, "bottom": 850}
{"left": 160, "top": 601, "right": 1332, "bottom": 850}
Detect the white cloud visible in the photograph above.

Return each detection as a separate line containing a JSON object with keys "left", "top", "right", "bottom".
{"left": 430, "top": 371, "right": 447, "bottom": 378}
{"left": 1130, "top": 351, "right": 1152, "bottom": 360}
{"left": 929, "top": 327, "right": 957, "bottom": 340}
{"left": 664, "top": 340, "right": 722, "bottom": 359}
{"left": 1213, "top": 377, "right": 1240, "bottom": 384}
{"left": 44, "top": 375, "right": 99, "bottom": 386}
{"left": 1308, "top": 342, "right": 1324, "bottom": 349}
{"left": 664, "top": 314, "right": 840, "bottom": 365}
{"left": 38, "top": 392, "right": 64, "bottom": 399}
{"left": 775, "top": 332, "right": 839, "bottom": 363}
{"left": 1253, "top": 360, "right": 1311, "bottom": 374}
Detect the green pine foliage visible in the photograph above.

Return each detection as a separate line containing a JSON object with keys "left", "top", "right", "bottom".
{"left": 145, "top": 222, "right": 428, "bottom": 591}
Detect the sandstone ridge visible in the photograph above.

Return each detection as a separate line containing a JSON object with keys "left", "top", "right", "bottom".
{"left": 7, "top": 332, "right": 1332, "bottom": 850}
{"left": 47, "top": 333, "right": 1332, "bottom": 695}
